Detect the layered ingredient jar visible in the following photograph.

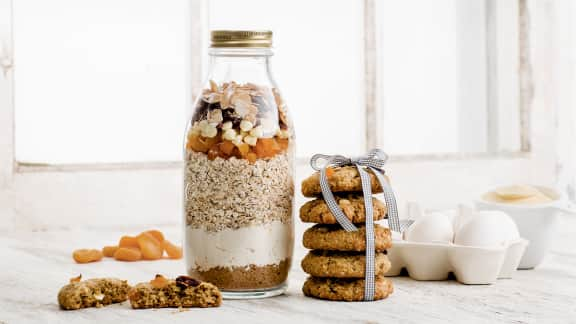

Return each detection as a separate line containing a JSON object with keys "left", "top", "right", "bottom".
{"left": 183, "top": 30, "right": 294, "bottom": 298}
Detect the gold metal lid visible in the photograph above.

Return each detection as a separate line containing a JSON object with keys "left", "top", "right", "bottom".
{"left": 210, "top": 30, "right": 272, "bottom": 48}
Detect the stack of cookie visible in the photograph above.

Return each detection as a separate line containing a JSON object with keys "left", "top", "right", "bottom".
{"left": 299, "top": 166, "right": 394, "bottom": 301}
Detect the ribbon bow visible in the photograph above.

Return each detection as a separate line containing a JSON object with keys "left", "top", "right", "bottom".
{"left": 310, "top": 149, "right": 400, "bottom": 301}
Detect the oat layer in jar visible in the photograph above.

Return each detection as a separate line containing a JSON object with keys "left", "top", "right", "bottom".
{"left": 184, "top": 30, "right": 294, "bottom": 299}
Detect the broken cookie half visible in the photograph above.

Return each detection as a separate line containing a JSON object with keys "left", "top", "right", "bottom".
{"left": 129, "top": 274, "right": 222, "bottom": 309}
{"left": 58, "top": 275, "right": 130, "bottom": 310}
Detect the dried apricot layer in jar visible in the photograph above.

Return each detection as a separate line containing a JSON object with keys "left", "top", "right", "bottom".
{"left": 186, "top": 132, "right": 290, "bottom": 162}
{"left": 195, "top": 80, "right": 290, "bottom": 130}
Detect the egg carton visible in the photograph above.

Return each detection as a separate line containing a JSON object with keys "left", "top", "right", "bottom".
{"left": 385, "top": 238, "right": 529, "bottom": 284}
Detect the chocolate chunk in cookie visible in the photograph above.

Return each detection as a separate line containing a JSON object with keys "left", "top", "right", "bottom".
{"left": 301, "top": 250, "right": 391, "bottom": 278}
{"left": 302, "top": 224, "right": 392, "bottom": 252}
{"left": 302, "top": 276, "right": 393, "bottom": 301}
{"left": 299, "top": 194, "right": 387, "bottom": 224}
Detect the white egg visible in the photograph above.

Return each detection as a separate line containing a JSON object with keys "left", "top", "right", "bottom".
{"left": 403, "top": 212, "right": 454, "bottom": 243}
{"left": 452, "top": 205, "right": 476, "bottom": 233}
{"left": 454, "top": 210, "right": 520, "bottom": 247}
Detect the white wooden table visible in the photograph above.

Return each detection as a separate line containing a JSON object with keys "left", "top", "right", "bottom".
{"left": 1, "top": 215, "right": 575, "bottom": 324}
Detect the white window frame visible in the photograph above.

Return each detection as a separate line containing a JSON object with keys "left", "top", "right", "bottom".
{"left": 0, "top": 0, "right": 573, "bottom": 230}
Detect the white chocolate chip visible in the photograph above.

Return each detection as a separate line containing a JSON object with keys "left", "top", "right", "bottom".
{"left": 278, "top": 129, "right": 290, "bottom": 139}
{"left": 232, "top": 134, "right": 244, "bottom": 146}
{"left": 240, "top": 120, "right": 254, "bottom": 132}
{"left": 200, "top": 122, "right": 210, "bottom": 132}
{"left": 188, "top": 124, "right": 200, "bottom": 136}
{"left": 201, "top": 124, "right": 218, "bottom": 138}
{"left": 222, "top": 128, "right": 237, "bottom": 141}
{"left": 221, "top": 121, "right": 233, "bottom": 130}
{"left": 93, "top": 293, "right": 105, "bottom": 301}
{"left": 260, "top": 118, "right": 277, "bottom": 135}
{"left": 249, "top": 126, "right": 264, "bottom": 138}
{"left": 244, "top": 135, "right": 257, "bottom": 146}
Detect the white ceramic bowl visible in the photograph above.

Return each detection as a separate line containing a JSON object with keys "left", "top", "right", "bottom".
{"left": 475, "top": 186, "right": 575, "bottom": 269}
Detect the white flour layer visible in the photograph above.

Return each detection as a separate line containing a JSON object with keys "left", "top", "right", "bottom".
{"left": 185, "top": 220, "right": 293, "bottom": 270}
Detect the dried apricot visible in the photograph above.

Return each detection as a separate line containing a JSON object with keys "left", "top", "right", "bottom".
{"left": 254, "top": 138, "right": 280, "bottom": 158}
{"left": 237, "top": 143, "right": 250, "bottom": 157}
{"left": 114, "top": 247, "right": 142, "bottom": 261}
{"left": 73, "top": 249, "right": 103, "bottom": 264}
{"left": 187, "top": 134, "right": 206, "bottom": 152}
{"left": 246, "top": 152, "right": 258, "bottom": 163}
{"left": 137, "top": 232, "right": 163, "bottom": 260}
{"left": 187, "top": 134, "right": 220, "bottom": 153}
{"left": 219, "top": 140, "right": 235, "bottom": 156}
{"left": 102, "top": 245, "right": 118, "bottom": 257}
{"left": 162, "top": 240, "right": 183, "bottom": 259}
{"left": 326, "top": 167, "right": 334, "bottom": 178}
{"left": 277, "top": 138, "right": 289, "bottom": 151}
{"left": 144, "top": 230, "right": 165, "bottom": 243}
{"left": 205, "top": 134, "right": 220, "bottom": 146}
{"left": 150, "top": 274, "right": 169, "bottom": 288}
{"left": 185, "top": 137, "right": 194, "bottom": 151}
{"left": 119, "top": 236, "right": 139, "bottom": 248}
{"left": 207, "top": 145, "right": 220, "bottom": 161}
{"left": 231, "top": 146, "right": 241, "bottom": 159}
{"left": 69, "top": 274, "right": 82, "bottom": 283}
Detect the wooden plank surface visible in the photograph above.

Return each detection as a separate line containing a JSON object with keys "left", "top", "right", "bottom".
{"left": 1, "top": 213, "right": 575, "bottom": 323}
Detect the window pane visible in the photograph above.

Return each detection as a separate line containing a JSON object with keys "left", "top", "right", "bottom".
{"left": 209, "top": 0, "right": 365, "bottom": 158}
{"left": 376, "top": 0, "right": 519, "bottom": 154}
{"left": 14, "top": 0, "right": 189, "bottom": 163}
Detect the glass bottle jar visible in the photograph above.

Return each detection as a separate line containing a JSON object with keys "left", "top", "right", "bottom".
{"left": 183, "top": 30, "right": 294, "bottom": 299}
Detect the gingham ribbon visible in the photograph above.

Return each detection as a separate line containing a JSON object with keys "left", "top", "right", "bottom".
{"left": 310, "top": 149, "right": 401, "bottom": 301}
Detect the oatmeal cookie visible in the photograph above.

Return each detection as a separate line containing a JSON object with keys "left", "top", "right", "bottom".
{"left": 129, "top": 275, "right": 221, "bottom": 309}
{"left": 58, "top": 278, "right": 130, "bottom": 310}
{"left": 301, "top": 250, "right": 391, "bottom": 278}
{"left": 301, "top": 166, "right": 388, "bottom": 197}
{"left": 302, "top": 276, "right": 393, "bottom": 301}
{"left": 302, "top": 224, "right": 392, "bottom": 252}
{"left": 299, "top": 194, "right": 386, "bottom": 224}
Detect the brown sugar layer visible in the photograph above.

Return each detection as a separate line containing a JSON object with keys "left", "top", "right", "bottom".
{"left": 189, "top": 259, "right": 291, "bottom": 290}
{"left": 184, "top": 151, "right": 294, "bottom": 232}
{"left": 129, "top": 276, "right": 222, "bottom": 309}
{"left": 58, "top": 278, "right": 130, "bottom": 310}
